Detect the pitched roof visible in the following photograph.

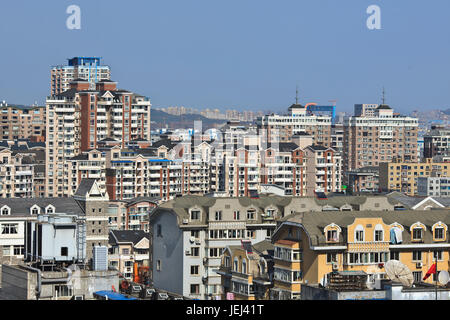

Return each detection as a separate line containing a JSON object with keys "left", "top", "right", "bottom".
{"left": 109, "top": 230, "right": 149, "bottom": 245}
{"left": 0, "top": 198, "right": 84, "bottom": 216}
{"left": 74, "top": 179, "right": 97, "bottom": 198}
{"left": 283, "top": 209, "right": 450, "bottom": 246}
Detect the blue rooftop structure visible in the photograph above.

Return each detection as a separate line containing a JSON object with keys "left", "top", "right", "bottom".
{"left": 93, "top": 291, "right": 138, "bottom": 300}
{"left": 68, "top": 57, "right": 102, "bottom": 67}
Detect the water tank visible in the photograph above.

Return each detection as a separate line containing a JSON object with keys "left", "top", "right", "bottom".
{"left": 92, "top": 246, "right": 108, "bottom": 271}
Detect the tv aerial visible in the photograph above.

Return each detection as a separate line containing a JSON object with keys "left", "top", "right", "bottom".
{"left": 385, "top": 260, "right": 414, "bottom": 287}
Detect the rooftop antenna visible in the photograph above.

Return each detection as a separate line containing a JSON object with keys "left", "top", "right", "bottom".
{"left": 385, "top": 260, "right": 414, "bottom": 287}
{"left": 295, "top": 85, "right": 299, "bottom": 105}
{"left": 382, "top": 87, "right": 386, "bottom": 105}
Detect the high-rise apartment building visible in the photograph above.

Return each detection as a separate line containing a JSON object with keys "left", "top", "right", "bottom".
{"left": 343, "top": 104, "right": 418, "bottom": 172}
{"left": 0, "top": 102, "right": 46, "bottom": 141}
{"left": 424, "top": 125, "right": 450, "bottom": 159}
{"left": 50, "top": 57, "right": 111, "bottom": 95}
{"left": 45, "top": 79, "right": 151, "bottom": 197}
{"left": 257, "top": 104, "right": 332, "bottom": 146}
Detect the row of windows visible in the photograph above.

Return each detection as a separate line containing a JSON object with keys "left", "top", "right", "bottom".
{"left": 326, "top": 225, "right": 446, "bottom": 243}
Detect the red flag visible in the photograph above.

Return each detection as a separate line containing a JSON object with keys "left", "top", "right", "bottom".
{"left": 423, "top": 263, "right": 437, "bottom": 280}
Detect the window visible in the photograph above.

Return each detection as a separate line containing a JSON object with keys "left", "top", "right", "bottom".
{"left": 434, "top": 227, "right": 444, "bottom": 240}
{"left": 190, "top": 265, "right": 199, "bottom": 275}
{"left": 412, "top": 228, "right": 423, "bottom": 241}
{"left": 413, "top": 271, "right": 422, "bottom": 284}
{"left": 157, "top": 224, "right": 162, "bottom": 237}
{"left": 61, "top": 247, "right": 68, "bottom": 256}
{"left": 390, "top": 251, "right": 399, "bottom": 260}
{"left": 412, "top": 251, "right": 422, "bottom": 262}
{"left": 214, "top": 211, "right": 222, "bottom": 221}
{"left": 1, "top": 224, "right": 18, "bottom": 234}
{"left": 156, "top": 260, "right": 161, "bottom": 271}
{"left": 13, "top": 245, "right": 24, "bottom": 256}
{"left": 355, "top": 225, "right": 364, "bottom": 242}
{"left": 433, "top": 250, "right": 443, "bottom": 261}
{"left": 46, "top": 206, "right": 54, "bottom": 214}
{"left": 233, "top": 258, "right": 239, "bottom": 272}
{"left": 374, "top": 230, "right": 383, "bottom": 242}
{"left": 1, "top": 207, "right": 10, "bottom": 215}
{"left": 191, "top": 247, "right": 199, "bottom": 257}
{"left": 327, "top": 230, "right": 338, "bottom": 242}
{"left": 242, "top": 259, "right": 247, "bottom": 274}
{"left": 210, "top": 248, "right": 222, "bottom": 257}
{"left": 190, "top": 210, "right": 200, "bottom": 220}
{"left": 122, "top": 248, "right": 129, "bottom": 255}
{"left": 190, "top": 284, "right": 200, "bottom": 294}
{"left": 2, "top": 246, "right": 10, "bottom": 256}
{"left": 55, "top": 285, "right": 72, "bottom": 297}
{"left": 233, "top": 211, "right": 240, "bottom": 220}
{"left": 224, "top": 256, "right": 230, "bottom": 267}
{"left": 247, "top": 209, "right": 256, "bottom": 220}
{"left": 327, "top": 253, "right": 338, "bottom": 264}
{"left": 191, "top": 230, "right": 199, "bottom": 239}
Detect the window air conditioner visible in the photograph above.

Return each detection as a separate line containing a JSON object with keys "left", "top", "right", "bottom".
{"left": 416, "top": 262, "right": 422, "bottom": 268}
{"left": 183, "top": 219, "right": 189, "bottom": 224}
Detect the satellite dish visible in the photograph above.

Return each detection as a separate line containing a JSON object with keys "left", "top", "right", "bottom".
{"left": 385, "top": 260, "right": 414, "bottom": 287}
{"left": 439, "top": 271, "right": 450, "bottom": 285}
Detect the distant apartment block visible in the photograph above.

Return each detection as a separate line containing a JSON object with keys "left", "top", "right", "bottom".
{"left": 417, "top": 177, "right": 450, "bottom": 197}
{"left": 257, "top": 104, "right": 332, "bottom": 145}
{"left": 424, "top": 125, "right": 450, "bottom": 159}
{"left": 344, "top": 104, "right": 418, "bottom": 172}
{"left": 0, "top": 102, "right": 46, "bottom": 142}
{"left": 45, "top": 79, "right": 151, "bottom": 197}
{"left": 50, "top": 57, "right": 111, "bottom": 95}
{"left": 379, "top": 158, "right": 450, "bottom": 196}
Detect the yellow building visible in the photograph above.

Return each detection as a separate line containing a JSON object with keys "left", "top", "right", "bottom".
{"left": 217, "top": 240, "right": 273, "bottom": 300}
{"left": 380, "top": 158, "right": 450, "bottom": 196}
{"left": 271, "top": 210, "right": 450, "bottom": 300}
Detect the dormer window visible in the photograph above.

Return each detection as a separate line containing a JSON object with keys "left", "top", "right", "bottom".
{"left": 435, "top": 227, "right": 444, "bottom": 240}
{"left": 432, "top": 222, "right": 447, "bottom": 241}
{"left": 1, "top": 206, "right": 10, "bottom": 216}
{"left": 190, "top": 209, "right": 200, "bottom": 221}
{"left": 374, "top": 225, "right": 384, "bottom": 242}
{"left": 327, "top": 230, "right": 338, "bottom": 242}
{"left": 355, "top": 225, "right": 365, "bottom": 242}
{"left": 30, "top": 205, "right": 40, "bottom": 215}
{"left": 46, "top": 205, "right": 55, "bottom": 214}
{"left": 412, "top": 228, "right": 423, "bottom": 241}
{"left": 324, "top": 223, "right": 341, "bottom": 242}
{"left": 411, "top": 222, "right": 426, "bottom": 242}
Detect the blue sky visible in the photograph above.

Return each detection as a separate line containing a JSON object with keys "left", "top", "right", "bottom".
{"left": 1, "top": 0, "right": 450, "bottom": 113}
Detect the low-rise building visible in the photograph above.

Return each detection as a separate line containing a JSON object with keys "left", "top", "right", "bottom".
{"left": 108, "top": 230, "right": 150, "bottom": 282}
{"left": 417, "top": 177, "right": 450, "bottom": 197}
{"left": 216, "top": 240, "right": 273, "bottom": 300}
{"left": 379, "top": 158, "right": 450, "bottom": 196}
{"left": 270, "top": 209, "right": 450, "bottom": 299}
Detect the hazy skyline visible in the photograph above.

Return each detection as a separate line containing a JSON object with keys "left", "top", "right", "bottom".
{"left": 1, "top": 0, "right": 450, "bottom": 114}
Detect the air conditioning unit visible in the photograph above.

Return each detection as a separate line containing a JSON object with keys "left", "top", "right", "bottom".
{"left": 189, "top": 237, "right": 195, "bottom": 243}
{"left": 183, "top": 219, "right": 189, "bottom": 224}
{"left": 332, "top": 263, "right": 338, "bottom": 271}
{"left": 203, "top": 257, "right": 208, "bottom": 265}
{"left": 416, "top": 262, "right": 423, "bottom": 269}
{"left": 195, "top": 240, "right": 201, "bottom": 245}
{"left": 185, "top": 250, "right": 191, "bottom": 256}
